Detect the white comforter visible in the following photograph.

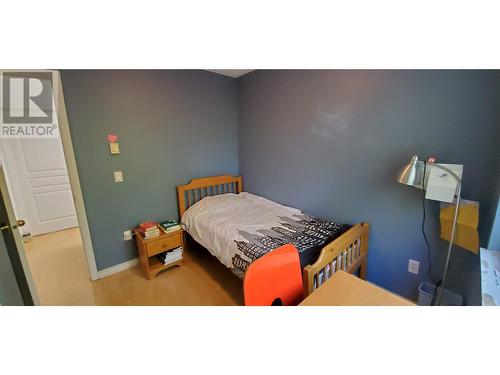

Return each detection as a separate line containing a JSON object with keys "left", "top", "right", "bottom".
{"left": 181, "top": 192, "right": 305, "bottom": 273}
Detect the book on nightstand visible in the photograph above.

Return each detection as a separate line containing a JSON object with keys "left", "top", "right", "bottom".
{"left": 141, "top": 228, "right": 160, "bottom": 239}
{"left": 138, "top": 221, "right": 160, "bottom": 239}
{"left": 157, "top": 246, "right": 183, "bottom": 265}
{"left": 159, "top": 220, "right": 181, "bottom": 233}
{"left": 140, "top": 221, "right": 157, "bottom": 231}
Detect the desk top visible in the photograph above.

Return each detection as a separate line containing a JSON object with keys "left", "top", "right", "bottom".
{"left": 299, "top": 271, "right": 414, "bottom": 306}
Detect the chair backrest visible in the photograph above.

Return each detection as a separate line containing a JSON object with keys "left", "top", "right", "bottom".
{"left": 243, "top": 244, "right": 304, "bottom": 306}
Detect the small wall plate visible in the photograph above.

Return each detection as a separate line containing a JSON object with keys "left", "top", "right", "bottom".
{"left": 109, "top": 142, "right": 120, "bottom": 155}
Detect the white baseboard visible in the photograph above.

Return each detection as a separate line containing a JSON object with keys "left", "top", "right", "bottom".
{"left": 97, "top": 257, "right": 139, "bottom": 279}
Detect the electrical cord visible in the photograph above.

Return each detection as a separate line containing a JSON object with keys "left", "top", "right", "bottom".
{"left": 421, "top": 162, "right": 440, "bottom": 305}
{"left": 421, "top": 163, "right": 438, "bottom": 282}
{"left": 422, "top": 195, "right": 438, "bottom": 285}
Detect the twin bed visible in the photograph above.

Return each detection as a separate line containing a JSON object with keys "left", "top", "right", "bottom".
{"left": 177, "top": 175, "right": 369, "bottom": 296}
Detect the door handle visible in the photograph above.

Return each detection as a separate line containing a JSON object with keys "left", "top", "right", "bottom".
{"left": 0, "top": 219, "right": 25, "bottom": 231}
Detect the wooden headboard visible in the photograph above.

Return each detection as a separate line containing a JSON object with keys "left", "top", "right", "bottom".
{"left": 177, "top": 175, "right": 243, "bottom": 218}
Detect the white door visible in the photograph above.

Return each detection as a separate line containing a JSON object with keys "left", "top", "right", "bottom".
{"left": 0, "top": 72, "right": 77, "bottom": 236}
{"left": 3, "top": 136, "right": 78, "bottom": 236}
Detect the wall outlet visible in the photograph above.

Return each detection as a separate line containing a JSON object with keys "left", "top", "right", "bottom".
{"left": 123, "top": 230, "right": 132, "bottom": 241}
{"left": 408, "top": 259, "right": 420, "bottom": 274}
{"left": 114, "top": 171, "right": 123, "bottom": 183}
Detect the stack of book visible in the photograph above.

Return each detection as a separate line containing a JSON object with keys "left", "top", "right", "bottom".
{"left": 157, "top": 246, "right": 183, "bottom": 265}
{"left": 138, "top": 221, "right": 160, "bottom": 239}
{"left": 159, "top": 220, "right": 181, "bottom": 233}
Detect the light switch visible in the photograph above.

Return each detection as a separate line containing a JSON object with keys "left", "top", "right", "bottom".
{"left": 114, "top": 171, "right": 123, "bottom": 183}
{"left": 109, "top": 142, "right": 120, "bottom": 155}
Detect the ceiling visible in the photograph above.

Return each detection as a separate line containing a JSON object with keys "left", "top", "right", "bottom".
{"left": 206, "top": 69, "right": 254, "bottom": 78}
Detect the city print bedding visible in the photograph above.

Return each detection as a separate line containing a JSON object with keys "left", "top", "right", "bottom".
{"left": 180, "top": 192, "right": 350, "bottom": 278}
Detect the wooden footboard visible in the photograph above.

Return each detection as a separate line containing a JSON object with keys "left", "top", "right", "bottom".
{"left": 303, "top": 222, "right": 369, "bottom": 296}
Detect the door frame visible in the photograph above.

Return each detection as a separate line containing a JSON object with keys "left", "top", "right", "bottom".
{"left": 55, "top": 70, "right": 98, "bottom": 281}
{"left": 0, "top": 70, "right": 98, "bottom": 281}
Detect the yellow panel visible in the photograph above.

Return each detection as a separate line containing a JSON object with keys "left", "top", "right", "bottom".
{"left": 440, "top": 200, "right": 479, "bottom": 253}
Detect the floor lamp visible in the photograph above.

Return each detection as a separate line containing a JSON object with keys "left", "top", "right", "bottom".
{"left": 396, "top": 155, "right": 462, "bottom": 305}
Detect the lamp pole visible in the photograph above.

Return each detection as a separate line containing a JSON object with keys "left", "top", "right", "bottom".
{"left": 426, "top": 162, "right": 462, "bottom": 305}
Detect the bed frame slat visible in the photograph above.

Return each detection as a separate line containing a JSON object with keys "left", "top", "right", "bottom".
{"left": 177, "top": 175, "right": 243, "bottom": 218}
{"left": 303, "top": 223, "right": 370, "bottom": 296}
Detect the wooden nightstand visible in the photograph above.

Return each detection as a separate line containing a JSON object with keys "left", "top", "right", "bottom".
{"left": 134, "top": 228, "right": 184, "bottom": 279}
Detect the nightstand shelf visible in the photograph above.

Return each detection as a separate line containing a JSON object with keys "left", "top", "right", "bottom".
{"left": 134, "top": 228, "right": 184, "bottom": 279}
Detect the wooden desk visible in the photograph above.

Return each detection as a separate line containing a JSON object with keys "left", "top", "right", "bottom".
{"left": 299, "top": 271, "right": 414, "bottom": 306}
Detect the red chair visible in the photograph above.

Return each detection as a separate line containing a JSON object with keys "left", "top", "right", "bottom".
{"left": 243, "top": 244, "right": 304, "bottom": 306}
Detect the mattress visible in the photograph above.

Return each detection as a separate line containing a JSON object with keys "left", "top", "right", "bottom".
{"left": 181, "top": 192, "right": 350, "bottom": 278}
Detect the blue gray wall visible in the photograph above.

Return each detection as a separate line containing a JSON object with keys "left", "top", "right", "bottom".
{"left": 237, "top": 70, "right": 500, "bottom": 305}
{"left": 61, "top": 70, "right": 239, "bottom": 270}
{"left": 61, "top": 69, "right": 499, "bottom": 304}
{"left": 488, "top": 197, "right": 500, "bottom": 250}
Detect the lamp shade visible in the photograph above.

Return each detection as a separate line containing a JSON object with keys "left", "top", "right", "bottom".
{"left": 396, "top": 155, "right": 424, "bottom": 189}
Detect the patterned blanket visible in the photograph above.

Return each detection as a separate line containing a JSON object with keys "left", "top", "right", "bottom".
{"left": 181, "top": 192, "right": 350, "bottom": 278}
